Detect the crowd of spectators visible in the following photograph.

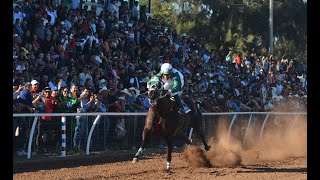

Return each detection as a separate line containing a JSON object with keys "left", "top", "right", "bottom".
{"left": 12, "top": 0, "right": 307, "bottom": 156}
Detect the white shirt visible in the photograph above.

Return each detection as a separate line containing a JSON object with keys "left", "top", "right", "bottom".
{"left": 90, "top": 22, "right": 97, "bottom": 33}
{"left": 174, "top": 43, "right": 180, "bottom": 52}
{"left": 108, "top": 3, "right": 118, "bottom": 15}
{"left": 298, "top": 75, "right": 306, "bottom": 88}
{"left": 70, "top": 0, "right": 80, "bottom": 10}
{"left": 46, "top": 9, "right": 57, "bottom": 25}
{"left": 111, "top": 69, "right": 120, "bottom": 79}
{"left": 115, "top": 0, "right": 121, "bottom": 8}
{"left": 162, "top": 78, "right": 174, "bottom": 91}
{"left": 131, "top": 6, "right": 139, "bottom": 20}
{"left": 13, "top": 11, "right": 26, "bottom": 24}
{"left": 48, "top": 81, "right": 58, "bottom": 89}
{"left": 99, "top": 19, "right": 106, "bottom": 29}
{"left": 76, "top": 38, "right": 87, "bottom": 50}
{"left": 79, "top": 72, "right": 93, "bottom": 86}
{"left": 241, "top": 80, "right": 249, "bottom": 87}
{"left": 64, "top": 19, "right": 73, "bottom": 31}
{"left": 275, "top": 83, "right": 283, "bottom": 95}
{"left": 61, "top": 36, "right": 69, "bottom": 51}
{"left": 42, "top": 18, "right": 49, "bottom": 27}
{"left": 128, "top": 32, "right": 135, "bottom": 42}
{"left": 203, "top": 54, "right": 210, "bottom": 63}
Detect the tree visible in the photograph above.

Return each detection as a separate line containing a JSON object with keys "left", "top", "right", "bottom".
{"left": 151, "top": 0, "right": 307, "bottom": 60}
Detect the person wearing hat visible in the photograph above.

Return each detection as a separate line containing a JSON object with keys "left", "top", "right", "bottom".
{"left": 150, "top": 63, "right": 191, "bottom": 114}
{"left": 127, "top": 87, "right": 143, "bottom": 112}
{"left": 30, "top": 79, "right": 40, "bottom": 93}
{"left": 120, "top": 88, "right": 132, "bottom": 98}
{"left": 137, "top": 89, "right": 151, "bottom": 112}
{"left": 99, "top": 79, "right": 107, "bottom": 89}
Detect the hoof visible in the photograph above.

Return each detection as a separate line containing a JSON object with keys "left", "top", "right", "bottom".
{"left": 166, "top": 162, "right": 171, "bottom": 171}
{"left": 132, "top": 158, "right": 139, "bottom": 163}
{"left": 205, "top": 145, "right": 211, "bottom": 151}
{"left": 186, "top": 139, "right": 193, "bottom": 145}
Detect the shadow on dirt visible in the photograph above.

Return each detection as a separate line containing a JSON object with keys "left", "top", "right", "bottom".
{"left": 13, "top": 153, "right": 132, "bottom": 173}
{"left": 13, "top": 148, "right": 178, "bottom": 174}
{"left": 237, "top": 167, "right": 307, "bottom": 173}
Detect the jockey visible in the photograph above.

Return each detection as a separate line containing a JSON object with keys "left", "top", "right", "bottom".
{"left": 153, "top": 63, "right": 191, "bottom": 114}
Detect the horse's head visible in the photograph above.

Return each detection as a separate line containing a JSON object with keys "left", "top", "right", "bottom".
{"left": 147, "top": 76, "right": 164, "bottom": 106}
{"left": 148, "top": 88, "right": 160, "bottom": 105}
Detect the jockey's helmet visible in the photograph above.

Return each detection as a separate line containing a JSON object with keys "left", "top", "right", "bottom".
{"left": 161, "top": 63, "right": 172, "bottom": 75}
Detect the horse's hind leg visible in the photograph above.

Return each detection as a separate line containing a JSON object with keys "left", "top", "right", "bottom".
{"left": 132, "top": 128, "right": 151, "bottom": 163}
{"left": 195, "top": 128, "right": 211, "bottom": 151}
{"left": 182, "top": 133, "right": 192, "bottom": 145}
{"left": 192, "top": 113, "right": 211, "bottom": 151}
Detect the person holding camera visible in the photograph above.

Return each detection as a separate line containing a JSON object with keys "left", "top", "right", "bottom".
{"left": 73, "top": 87, "right": 95, "bottom": 152}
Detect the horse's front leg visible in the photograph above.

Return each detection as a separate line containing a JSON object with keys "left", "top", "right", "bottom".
{"left": 165, "top": 136, "right": 173, "bottom": 171}
{"left": 132, "top": 127, "right": 151, "bottom": 163}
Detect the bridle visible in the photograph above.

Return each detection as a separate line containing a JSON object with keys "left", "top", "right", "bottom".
{"left": 148, "top": 85, "right": 160, "bottom": 106}
{"left": 148, "top": 81, "right": 166, "bottom": 106}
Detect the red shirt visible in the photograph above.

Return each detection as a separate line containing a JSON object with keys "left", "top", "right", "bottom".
{"left": 42, "top": 96, "right": 57, "bottom": 121}
{"left": 234, "top": 56, "right": 241, "bottom": 65}
{"left": 81, "top": 23, "right": 90, "bottom": 34}
{"left": 30, "top": 87, "right": 40, "bottom": 93}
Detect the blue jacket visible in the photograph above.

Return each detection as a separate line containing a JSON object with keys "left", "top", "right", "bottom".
{"left": 17, "top": 88, "right": 32, "bottom": 107}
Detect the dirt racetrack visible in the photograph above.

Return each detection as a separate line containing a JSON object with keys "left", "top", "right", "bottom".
{"left": 13, "top": 115, "right": 307, "bottom": 179}
{"left": 13, "top": 149, "right": 306, "bottom": 180}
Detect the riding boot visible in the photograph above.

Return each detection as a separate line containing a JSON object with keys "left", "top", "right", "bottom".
{"left": 173, "top": 94, "right": 191, "bottom": 114}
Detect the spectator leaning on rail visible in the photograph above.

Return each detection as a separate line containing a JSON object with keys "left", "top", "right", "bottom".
{"left": 150, "top": 63, "right": 191, "bottom": 114}
{"left": 87, "top": 92, "right": 107, "bottom": 150}
{"left": 36, "top": 86, "right": 59, "bottom": 153}
{"left": 73, "top": 87, "right": 95, "bottom": 152}
{"left": 14, "top": 82, "right": 34, "bottom": 156}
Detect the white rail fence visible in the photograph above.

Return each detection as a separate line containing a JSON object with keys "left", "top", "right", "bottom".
{"left": 13, "top": 112, "right": 307, "bottom": 159}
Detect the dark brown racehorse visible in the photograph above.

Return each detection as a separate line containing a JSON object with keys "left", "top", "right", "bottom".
{"left": 132, "top": 81, "right": 211, "bottom": 171}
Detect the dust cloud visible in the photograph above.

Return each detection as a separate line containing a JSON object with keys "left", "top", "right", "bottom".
{"left": 183, "top": 114, "right": 307, "bottom": 167}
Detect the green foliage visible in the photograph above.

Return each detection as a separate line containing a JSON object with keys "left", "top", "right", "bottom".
{"left": 151, "top": 0, "right": 176, "bottom": 26}
{"left": 177, "top": 21, "right": 195, "bottom": 35}
{"left": 150, "top": 0, "right": 306, "bottom": 61}
{"left": 225, "top": 29, "right": 232, "bottom": 42}
{"left": 246, "top": 34, "right": 255, "bottom": 43}
{"left": 140, "top": 0, "right": 149, "bottom": 6}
